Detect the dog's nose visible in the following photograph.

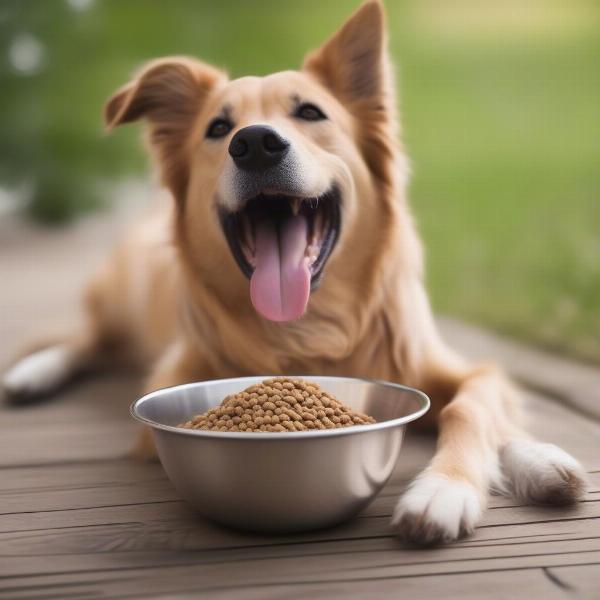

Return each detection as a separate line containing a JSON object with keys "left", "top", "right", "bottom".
{"left": 228, "top": 125, "right": 290, "bottom": 171}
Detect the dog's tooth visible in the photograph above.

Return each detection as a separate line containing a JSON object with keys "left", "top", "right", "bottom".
{"left": 291, "top": 198, "right": 301, "bottom": 216}
{"left": 305, "top": 242, "right": 319, "bottom": 266}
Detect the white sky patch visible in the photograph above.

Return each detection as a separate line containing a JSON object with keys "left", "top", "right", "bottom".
{"left": 8, "top": 33, "right": 44, "bottom": 75}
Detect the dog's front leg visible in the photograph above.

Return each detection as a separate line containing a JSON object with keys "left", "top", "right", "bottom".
{"left": 392, "top": 364, "right": 587, "bottom": 545}
{"left": 130, "top": 341, "right": 206, "bottom": 461}
{"left": 392, "top": 366, "right": 523, "bottom": 545}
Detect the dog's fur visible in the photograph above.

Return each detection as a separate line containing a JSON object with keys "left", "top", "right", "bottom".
{"left": 3, "top": 1, "right": 586, "bottom": 545}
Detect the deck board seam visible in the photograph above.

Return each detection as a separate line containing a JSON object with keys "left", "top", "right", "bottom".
{"left": 4, "top": 560, "right": 598, "bottom": 597}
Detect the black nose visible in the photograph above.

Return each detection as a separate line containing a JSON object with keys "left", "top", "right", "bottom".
{"left": 228, "top": 125, "right": 290, "bottom": 171}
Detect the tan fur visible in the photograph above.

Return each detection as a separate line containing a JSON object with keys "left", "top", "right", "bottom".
{"left": 6, "top": 1, "right": 585, "bottom": 543}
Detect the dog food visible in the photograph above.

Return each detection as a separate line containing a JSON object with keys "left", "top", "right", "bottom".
{"left": 180, "top": 377, "right": 376, "bottom": 432}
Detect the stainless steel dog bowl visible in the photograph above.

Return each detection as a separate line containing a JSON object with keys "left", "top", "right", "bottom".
{"left": 131, "top": 376, "right": 429, "bottom": 533}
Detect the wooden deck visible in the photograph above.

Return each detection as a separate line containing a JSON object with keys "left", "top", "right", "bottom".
{"left": 1, "top": 210, "right": 599, "bottom": 599}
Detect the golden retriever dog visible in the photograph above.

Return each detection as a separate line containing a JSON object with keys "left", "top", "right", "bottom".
{"left": 3, "top": 1, "right": 586, "bottom": 544}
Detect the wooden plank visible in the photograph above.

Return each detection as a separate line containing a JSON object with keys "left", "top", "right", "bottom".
{"left": 0, "top": 460, "right": 164, "bottom": 492}
{"left": 0, "top": 494, "right": 598, "bottom": 559}
{"left": 0, "top": 567, "right": 566, "bottom": 600}
{"left": 0, "top": 464, "right": 177, "bottom": 514}
{"left": 439, "top": 317, "right": 600, "bottom": 421}
{"left": 1, "top": 499, "right": 599, "bottom": 576}
{"left": 1, "top": 510, "right": 599, "bottom": 565}
{"left": 1, "top": 537, "right": 598, "bottom": 595}
{"left": 0, "top": 376, "right": 139, "bottom": 467}
{"left": 180, "top": 569, "right": 571, "bottom": 600}
{"left": 546, "top": 563, "right": 600, "bottom": 598}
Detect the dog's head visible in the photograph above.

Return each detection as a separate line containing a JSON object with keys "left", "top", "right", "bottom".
{"left": 105, "top": 1, "right": 405, "bottom": 324}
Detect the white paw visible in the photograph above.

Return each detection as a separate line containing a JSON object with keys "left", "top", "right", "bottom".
{"left": 3, "top": 346, "right": 75, "bottom": 399}
{"left": 391, "top": 474, "right": 483, "bottom": 545}
{"left": 500, "top": 440, "right": 587, "bottom": 505}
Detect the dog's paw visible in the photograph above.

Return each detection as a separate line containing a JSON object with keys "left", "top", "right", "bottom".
{"left": 391, "top": 474, "right": 483, "bottom": 546}
{"left": 500, "top": 440, "right": 587, "bottom": 505}
{"left": 3, "top": 346, "right": 75, "bottom": 400}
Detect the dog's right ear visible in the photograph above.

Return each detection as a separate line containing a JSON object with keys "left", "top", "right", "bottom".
{"left": 302, "top": 1, "right": 390, "bottom": 112}
{"left": 303, "top": 1, "right": 397, "bottom": 188}
{"left": 104, "top": 57, "right": 225, "bottom": 201}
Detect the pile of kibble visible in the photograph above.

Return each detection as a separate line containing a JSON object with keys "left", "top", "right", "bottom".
{"left": 180, "top": 377, "right": 376, "bottom": 432}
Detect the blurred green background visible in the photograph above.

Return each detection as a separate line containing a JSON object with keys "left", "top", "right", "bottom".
{"left": 0, "top": 0, "right": 598, "bottom": 361}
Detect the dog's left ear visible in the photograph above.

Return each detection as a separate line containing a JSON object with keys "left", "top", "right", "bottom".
{"left": 303, "top": 1, "right": 392, "bottom": 112}
{"left": 303, "top": 1, "right": 396, "bottom": 184}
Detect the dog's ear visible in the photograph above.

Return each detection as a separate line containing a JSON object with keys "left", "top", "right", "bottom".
{"left": 302, "top": 1, "right": 390, "bottom": 109}
{"left": 104, "top": 57, "right": 225, "bottom": 201}
{"left": 302, "top": 1, "right": 396, "bottom": 185}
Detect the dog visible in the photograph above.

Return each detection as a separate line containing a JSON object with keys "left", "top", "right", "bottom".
{"left": 3, "top": 1, "right": 586, "bottom": 545}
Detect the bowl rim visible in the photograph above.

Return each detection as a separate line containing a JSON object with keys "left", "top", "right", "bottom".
{"left": 130, "top": 375, "right": 430, "bottom": 440}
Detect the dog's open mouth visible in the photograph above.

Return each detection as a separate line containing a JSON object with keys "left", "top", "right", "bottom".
{"left": 219, "top": 186, "right": 341, "bottom": 322}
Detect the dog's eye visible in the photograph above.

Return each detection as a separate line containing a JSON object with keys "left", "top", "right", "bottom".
{"left": 206, "top": 118, "right": 233, "bottom": 139}
{"left": 294, "top": 103, "right": 327, "bottom": 122}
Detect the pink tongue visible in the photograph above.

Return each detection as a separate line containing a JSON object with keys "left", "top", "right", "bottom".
{"left": 250, "top": 214, "right": 311, "bottom": 322}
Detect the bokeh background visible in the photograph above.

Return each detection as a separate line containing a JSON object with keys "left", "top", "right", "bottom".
{"left": 1, "top": 0, "right": 598, "bottom": 361}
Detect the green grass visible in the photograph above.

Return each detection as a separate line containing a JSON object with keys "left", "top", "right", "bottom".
{"left": 0, "top": 0, "right": 598, "bottom": 360}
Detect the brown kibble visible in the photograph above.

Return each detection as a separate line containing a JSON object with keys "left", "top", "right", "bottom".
{"left": 179, "top": 378, "right": 376, "bottom": 433}
{"left": 288, "top": 410, "right": 302, "bottom": 422}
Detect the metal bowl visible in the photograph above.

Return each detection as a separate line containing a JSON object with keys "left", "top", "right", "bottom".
{"left": 131, "top": 376, "right": 429, "bottom": 533}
